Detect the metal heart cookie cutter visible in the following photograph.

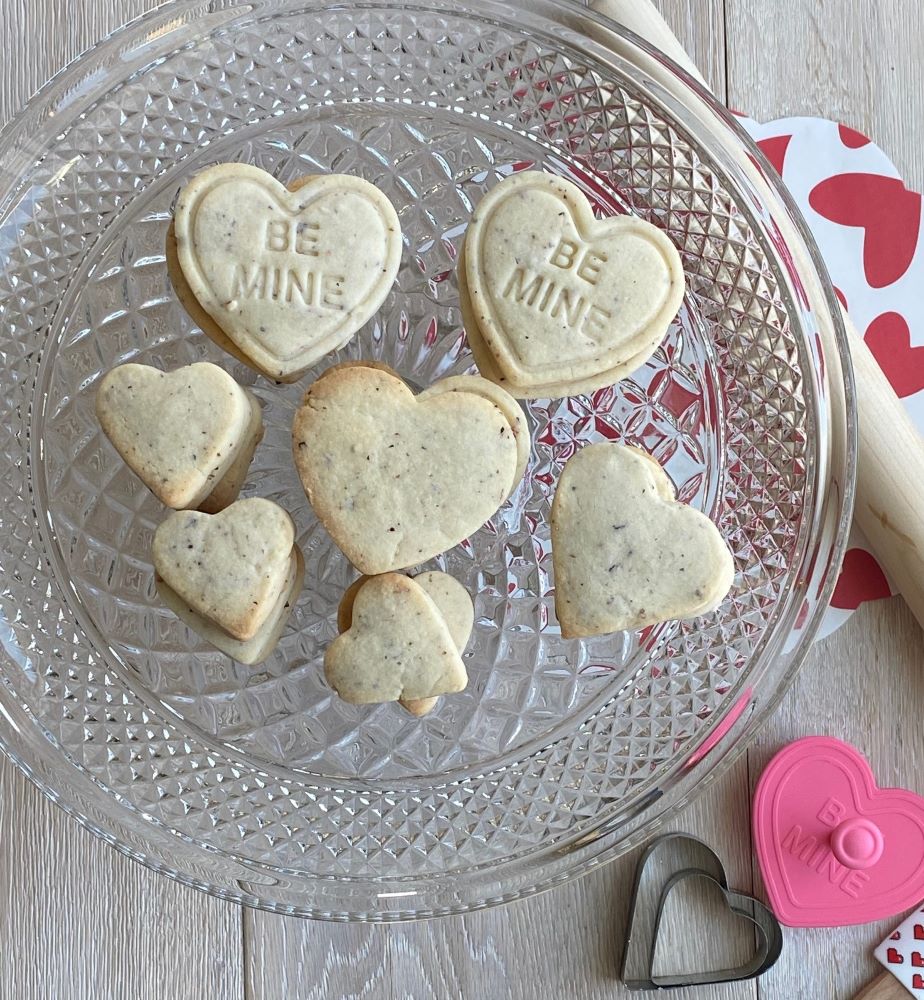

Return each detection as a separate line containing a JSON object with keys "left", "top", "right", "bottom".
{"left": 622, "top": 833, "right": 783, "bottom": 990}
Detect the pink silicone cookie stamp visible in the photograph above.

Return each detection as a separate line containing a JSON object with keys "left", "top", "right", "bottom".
{"left": 753, "top": 736, "right": 924, "bottom": 927}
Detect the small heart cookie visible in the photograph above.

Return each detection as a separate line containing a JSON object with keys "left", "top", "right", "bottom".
{"left": 96, "top": 362, "right": 263, "bottom": 511}
{"left": 292, "top": 364, "right": 524, "bottom": 574}
{"left": 325, "top": 573, "right": 468, "bottom": 705}
{"left": 338, "top": 570, "right": 474, "bottom": 715}
{"left": 173, "top": 164, "right": 402, "bottom": 382}
{"left": 551, "top": 444, "right": 733, "bottom": 638}
{"left": 153, "top": 497, "right": 299, "bottom": 642}
{"left": 462, "top": 172, "right": 684, "bottom": 397}
{"left": 159, "top": 545, "right": 304, "bottom": 665}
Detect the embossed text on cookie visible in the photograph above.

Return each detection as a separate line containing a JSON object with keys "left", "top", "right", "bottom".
{"left": 501, "top": 238, "right": 612, "bottom": 337}
{"left": 229, "top": 218, "right": 346, "bottom": 309}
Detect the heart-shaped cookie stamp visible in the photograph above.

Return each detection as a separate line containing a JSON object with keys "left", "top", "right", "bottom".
{"left": 325, "top": 573, "right": 468, "bottom": 705}
{"left": 174, "top": 164, "right": 402, "bottom": 381}
{"left": 153, "top": 497, "right": 296, "bottom": 642}
{"left": 463, "top": 172, "right": 684, "bottom": 392}
{"left": 96, "top": 362, "right": 263, "bottom": 511}
{"left": 338, "top": 570, "right": 474, "bottom": 715}
{"left": 292, "top": 364, "right": 523, "bottom": 574}
{"left": 754, "top": 737, "right": 924, "bottom": 926}
{"left": 551, "top": 443, "right": 733, "bottom": 637}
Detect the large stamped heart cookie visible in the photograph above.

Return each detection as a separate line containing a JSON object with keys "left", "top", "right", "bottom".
{"left": 458, "top": 245, "right": 658, "bottom": 399}
{"left": 325, "top": 573, "right": 468, "bottom": 705}
{"left": 552, "top": 444, "right": 733, "bottom": 638}
{"left": 338, "top": 570, "right": 474, "bottom": 715}
{"left": 463, "top": 172, "right": 684, "bottom": 397}
{"left": 96, "top": 362, "right": 263, "bottom": 511}
{"left": 292, "top": 364, "right": 524, "bottom": 574}
{"left": 173, "top": 164, "right": 402, "bottom": 382}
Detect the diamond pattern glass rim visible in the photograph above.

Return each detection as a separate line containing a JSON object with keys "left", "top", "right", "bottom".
{"left": 0, "top": 0, "right": 855, "bottom": 919}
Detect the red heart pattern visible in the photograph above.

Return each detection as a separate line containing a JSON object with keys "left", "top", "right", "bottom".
{"left": 839, "top": 123, "right": 871, "bottom": 149}
{"left": 830, "top": 548, "right": 892, "bottom": 610}
{"left": 740, "top": 115, "right": 924, "bottom": 636}
{"left": 757, "top": 135, "right": 792, "bottom": 176}
{"left": 809, "top": 173, "right": 921, "bottom": 288}
{"left": 865, "top": 312, "right": 924, "bottom": 398}
{"left": 876, "top": 908, "right": 924, "bottom": 989}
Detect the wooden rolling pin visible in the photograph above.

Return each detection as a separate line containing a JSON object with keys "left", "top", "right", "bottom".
{"left": 590, "top": 0, "right": 924, "bottom": 631}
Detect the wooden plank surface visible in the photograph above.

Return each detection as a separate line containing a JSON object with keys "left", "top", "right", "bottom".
{"left": 1, "top": 1, "right": 923, "bottom": 998}
{"left": 0, "top": 756, "right": 245, "bottom": 1000}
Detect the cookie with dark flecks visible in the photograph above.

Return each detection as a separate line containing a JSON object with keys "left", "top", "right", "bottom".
{"left": 96, "top": 361, "right": 263, "bottom": 512}
{"left": 154, "top": 497, "right": 303, "bottom": 664}
{"left": 337, "top": 570, "right": 474, "bottom": 715}
{"left": 551, "top": 443, "right": 733, "bottom": 638}
{"left": 171, "top": 164, "right": 402, "bottom": 382}
{"left": 326, "top": 573, "right": 468, "bottom": 706}
{"left": 459, "top": 171, "right": 685, "bottom": 398}
{"left": 291, "top": 363, "right": 524, "bottom": 574}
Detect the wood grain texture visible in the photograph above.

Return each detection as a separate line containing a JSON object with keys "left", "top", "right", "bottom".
{"left": 852, "top": 972, "right": 910, "bottom": 1000}
{"left": 724, "top": 2, "right": 924, "bottom": 997}
{"left": 748, "top": 601, "right": 924, "bottom": 1000}
{"left": 245, "top": 762, "right": 758, "bottom": 1000}
{"left": 726, "top": 0, "right": 924, "bottom": 187}
{"left": 0, "top": 755, "right": 245, "bottom": 1000}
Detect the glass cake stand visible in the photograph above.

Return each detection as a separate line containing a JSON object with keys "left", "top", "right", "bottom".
{"left": 0, "top": 0, "right": 855, "bottom": 919}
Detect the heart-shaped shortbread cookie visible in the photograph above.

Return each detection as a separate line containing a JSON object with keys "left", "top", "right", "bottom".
{"left": 96, "top": 362, "right": 263, "bottom": 510}
{"left": 464, "top": 172, "right": 684, "bottom": 394}
{"left": 174, "top": 164, "right": 402, "bottom": 381}
{"left": 458, "top": 248, "right": 658, "bottom": 399}
{"left": 292, "top": 364, "right": 522, "bottom": 574}
{"left": 154, "top": 497, "right": 296, "bottom": 641}
{"left": 325, "top": 573, "right": 468, "bottom": 704}
{"left": 418, "top": 375, "right": 530, "bottom": 494}
{"left": 338, "top": 570, "right": 474, "bottom": 715}
{"left": 552, "top": 444, "right": 733, "bottom": 637}
{"left": 159, "top": 545, "right": 304, "bottom": 665}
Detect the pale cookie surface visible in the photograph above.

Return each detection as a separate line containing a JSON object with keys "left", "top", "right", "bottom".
{"left": 551, "top": 443, "right": 734, "bottom": 638}
{"left": 153, "top": 497, "right": 296, "bottom": 641}
{"left": 325, "top": 574, "right": 468, "bottom": 704}
{"left": 174, "top": 164, "right": 402, "bottom": 381}
{"left": 338, "top": 570, "right": 474, "bottom": 716}
{"left": 458, "top": 254, "right": 660, "bottom": 399}
{"left": 96, "top": 362, "right": 262, "bottom": 510}
{"left": 464, "top": 172, "right": 684, "bottom": 390}
{"left": 418, "top": 375, "right": 529, "bottom": 495}
{"left": 338, "top": 571, "right": 475, "bottom": 647}
{"left": 197, "top": 391, "right": 264, "bottom": 514}
{"left": 159, "top": 548, "right": 304, "bottom": 665}
{"left": 292, "top": 364, "right": 519, "bottom": 574}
